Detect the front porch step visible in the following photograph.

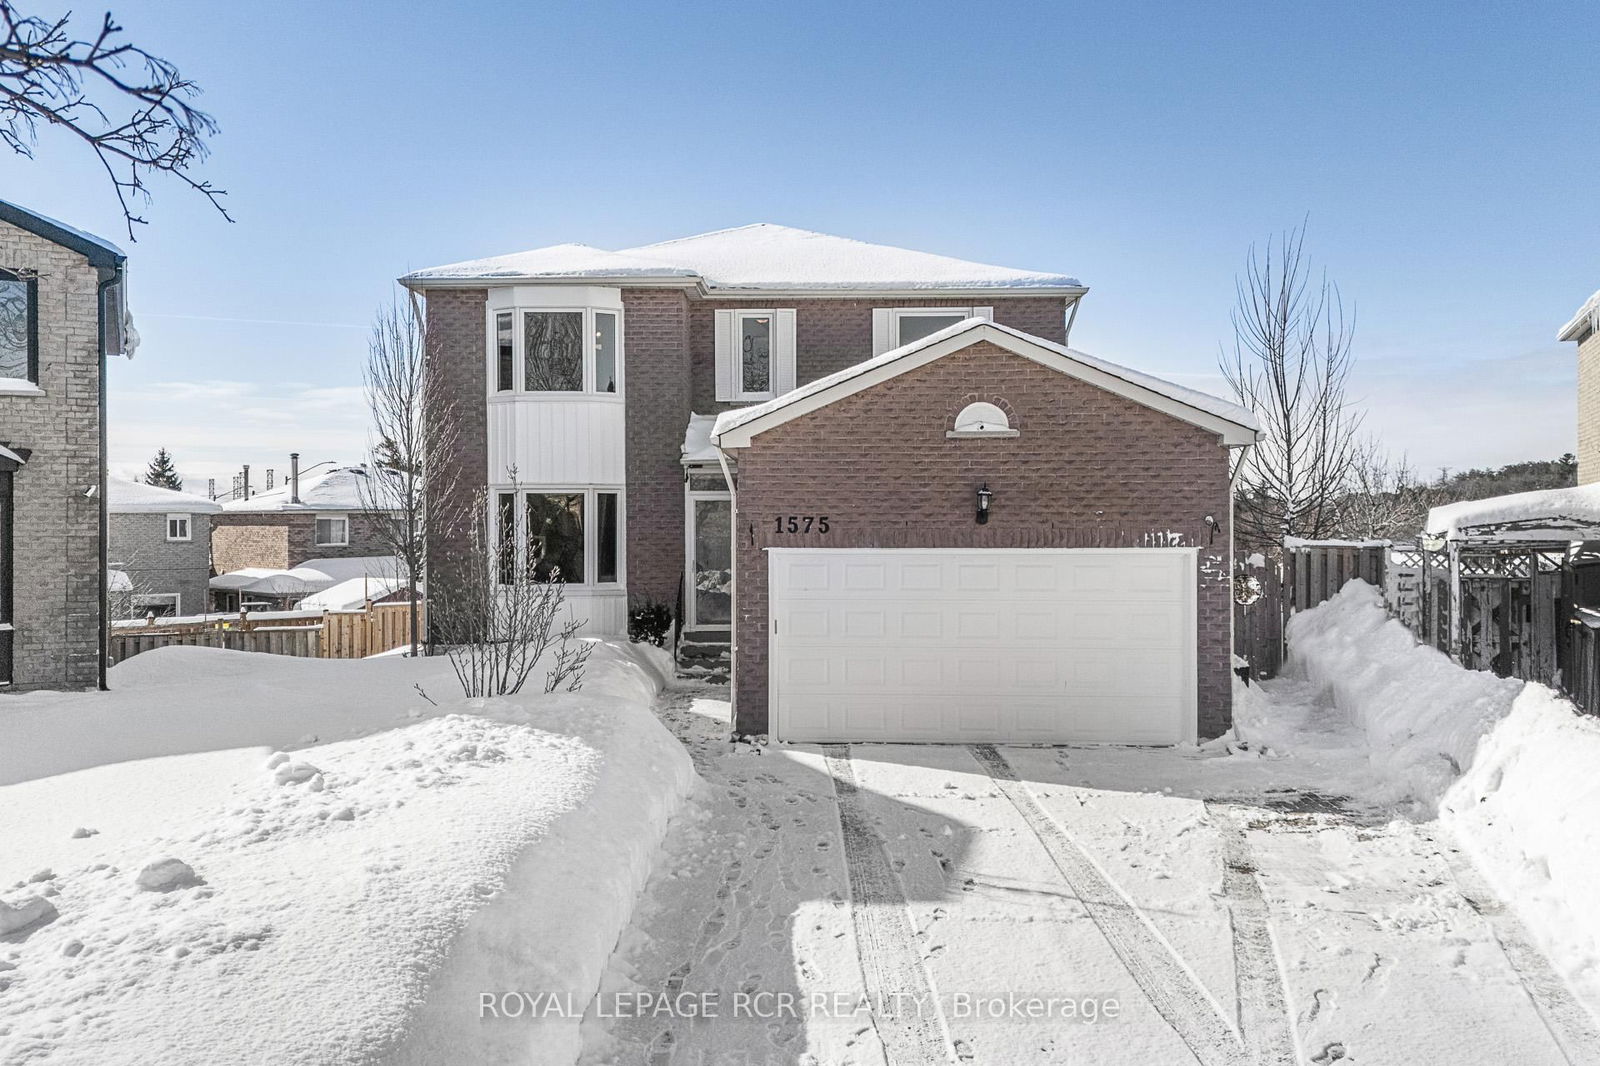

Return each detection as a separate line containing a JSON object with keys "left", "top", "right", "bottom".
{"left": 677, "top": 632, "right": 731, "bottom": 684}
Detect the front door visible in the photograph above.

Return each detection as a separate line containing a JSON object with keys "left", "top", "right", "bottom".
{"left": 687, "top": 495, "right": 732, "bottom": 628}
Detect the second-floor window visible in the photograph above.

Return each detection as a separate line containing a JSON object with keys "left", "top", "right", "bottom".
{"left": 715, "top": 308, "right": 796, "bottom": 403}
{"left": 166, "top": 514, "right": 192, "bottom": 542}
{"left": 315, "top": 515, "right": 349, "bottom": 547}
{"left": 491, "top": 307, "right": 622, "bottom": 395}
{"left": 0, "top": 269, "right": 38, "bottom": 383}
{"left": 872, "top": 306, "right": 994, "bottom": 356}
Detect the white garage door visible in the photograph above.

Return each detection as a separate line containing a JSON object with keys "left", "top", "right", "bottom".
{"left": 768, "top": 548, "right": 1196, "bottom": 745}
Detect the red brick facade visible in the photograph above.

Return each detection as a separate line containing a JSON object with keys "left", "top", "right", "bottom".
{"left": 622, "top": 289, "right": 691, "bottom": 609}
{"left": 723, "top": 339, "right": 1235, "bottom": 738}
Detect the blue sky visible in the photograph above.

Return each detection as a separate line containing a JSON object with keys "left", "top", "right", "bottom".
{"left": 2, "top": 0, "right": 1594, "bottom": 488}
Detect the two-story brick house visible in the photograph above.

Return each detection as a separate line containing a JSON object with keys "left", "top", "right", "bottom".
{"left": 108, "top": 478, "right": 221, "bottom": 617}
{"left": 1560, "top": 290, "right": 1600, "bottom": 484}
{"left": 403, "top": 224, "right": 1258, "bottom": 742}
{"left": 211, "top": 463, "right": 396, "bottom": 574}
{"left": 0, "top": 199, "right": 131, "bottom": 690}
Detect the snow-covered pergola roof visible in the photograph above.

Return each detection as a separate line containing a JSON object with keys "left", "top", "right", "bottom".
{"left": 712, "top": 318, "right": 1260, "bottom": 449}
{"left": 1559, "top": 289, "right": 1600, "bottom": 343}
{"left": 1426, "top": 483, "right": 1600, "bottom": 542}
{"left": 402, "top": 224, "right": 1085, "bottom": 297}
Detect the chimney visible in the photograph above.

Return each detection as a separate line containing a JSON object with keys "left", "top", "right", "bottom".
{"left": 207, "top": 477, "right": 215, "bottom": 499}
{"left": 290, "top": 453, "right": 301, "bottom": 504}
{"left": 242, "top": 464, "right": 251, "bottom": 500}
{"left": 266, "top": 468, "right": 274, "bottom": 490}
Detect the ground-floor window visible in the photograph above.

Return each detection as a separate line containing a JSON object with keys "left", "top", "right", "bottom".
{"left": 685, "top": 476, "right": 732, "bottom": 629}
{"left": 493, "top": 486, "right": 623, "bottom": 587}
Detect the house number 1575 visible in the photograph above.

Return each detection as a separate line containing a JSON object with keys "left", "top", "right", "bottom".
{"left": 776, "top": 515, "right": 830, "bottom": 534}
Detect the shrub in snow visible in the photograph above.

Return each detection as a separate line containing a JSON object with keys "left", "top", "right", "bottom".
{"left": 628, "top": 599, "right": 673, "bottom": 647}
{"left": 135, "top": 857, "right": 200, "bottom": 892}
{"left": 433, "top": 486, "right": 594, "bottom": 698}
{"left": 0, "top": 894, "right": 57, "bottom": 934}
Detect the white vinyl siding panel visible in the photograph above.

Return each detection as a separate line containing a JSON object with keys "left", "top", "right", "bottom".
{"left": 768, "top": 548, "right": 1196, "bottom": 745}
{"left": 486, "top": 398, "right": 627, "bottom": 485}
{"left": 871, "top": 308, "right": 893, "bottom": 358}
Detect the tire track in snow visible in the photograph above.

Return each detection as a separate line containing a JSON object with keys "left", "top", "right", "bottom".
{"left": 969, "top": 744, "right": 1246, "bottom": 1066}
{"left": 1438, "top": 837, "right": 1600, "bottom": 1066}
{"left": 1205, "top": 804, "right": 1301, "bottom": 1066}
{"left": 822, "top": 745, "right": 956, "bottom": 1066}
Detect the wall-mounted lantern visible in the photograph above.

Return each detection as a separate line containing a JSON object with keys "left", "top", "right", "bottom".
{"left": 976, "top": 482, "right": 993, "bottom": 525}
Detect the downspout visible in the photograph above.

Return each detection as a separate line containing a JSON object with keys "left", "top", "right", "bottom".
{"left": 96, "top": 262, "right": 123, "bottom": 691}
{"left": 1229, "top": 439, "right": 1254, "bottom": 700}
{"left": 713, "top": 439, "right": 739, "bottom": 731}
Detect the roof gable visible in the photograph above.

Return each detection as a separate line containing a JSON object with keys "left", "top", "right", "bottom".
{"left": 0, "top": 199, "right": 124, "bottom": 276}
{"left": 712, "top": 319, "right": 1259, "bottom": 449}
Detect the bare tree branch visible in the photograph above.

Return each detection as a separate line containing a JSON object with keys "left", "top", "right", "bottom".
{"left": 1221, "top": 220, "right": 1363, "bottom": 547}
{"left": 0, "top": 3, "right": 229, "bottom": 237}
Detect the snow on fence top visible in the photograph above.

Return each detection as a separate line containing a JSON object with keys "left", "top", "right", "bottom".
{"left": 108, "top": 478, "right": 223, "bottom": 514}
{"left": 1426, "top": 481, "right": 1600, "bottom": 541}
{"left": 403, "top": 223, "right": 1084, "bottom": 292}
{"left": 1559, "top": 287, "right": 1600, "bottom": 342}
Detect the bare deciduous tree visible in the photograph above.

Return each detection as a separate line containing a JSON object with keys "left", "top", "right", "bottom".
{"left": 358, "top": 299, "right": 454, "bottom": 657}
{"left": 1222, "top": 222, "right": 1362, "bottom": 548}
{"left": 432, "top": 485, "right": 593, "bottom": 698}
{"left": 1334, "top": 438, "right": 1445, "bottom": 542}
{"left": 0, "top": 3, "right": 229, "bottom": 235}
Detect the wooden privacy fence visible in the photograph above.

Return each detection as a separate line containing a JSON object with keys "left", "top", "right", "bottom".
{"left": 1233, "top": 541, "right": 1393, "bottom": 680}
{"left": 109, "top": 600, "right": 422, "bottom": 665}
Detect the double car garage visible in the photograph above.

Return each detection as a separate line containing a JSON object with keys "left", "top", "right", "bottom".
{"left": 767, "top": 547, "right": 1198, "bottom": 746}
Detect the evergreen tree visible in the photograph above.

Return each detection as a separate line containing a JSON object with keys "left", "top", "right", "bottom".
{"left": 144, "top": 448, "right": 182, "bottom": 491}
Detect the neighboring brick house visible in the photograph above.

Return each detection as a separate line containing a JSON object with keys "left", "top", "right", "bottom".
{"left": 0, "top": 199, "right": 131, "bottom": 691}
{"left": 107, "top": 479, "right": 221, "bottom": 617}
{"left": 211, "top": 464, "right": 397, "bottom": 576}
{"left": 1560, "top": 290, "right": 1600, "bottom": 484}
{"left": 402, "top": 224, "right": 1258, "bottom": 741}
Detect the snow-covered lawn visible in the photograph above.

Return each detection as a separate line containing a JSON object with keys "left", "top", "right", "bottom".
{"left": 0, "top": 643, "right": 694, "bottom": 1065}
{"left": 588, "top": 617, "right": 1600, "bottom": 1064}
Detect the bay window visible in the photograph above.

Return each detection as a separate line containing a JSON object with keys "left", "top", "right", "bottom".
{"left": 488, "top": 305, "right": 623, "bottom": 395}
{"left": 494, "top": 487, "right": 623, "bottom": 586}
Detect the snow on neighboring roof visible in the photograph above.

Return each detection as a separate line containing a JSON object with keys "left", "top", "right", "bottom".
{"left": 210, "top": 557, "right": 402, "bottom": 597}
{"left": 617, "top": 224, "right": 1083, "bottom": 292}
{"left": 1559, "top": 289, "right": 1600, "bottom": 342}
{"left": 681, "top": 413, "right": 719, "bottom": 464}
{"left": 712, "top": 317, "right": 1259, "bottom": 445}
{"left": 295, "top": 556, "right": 401, "bottom": 583}
{"left": 1426, "top": 482, "right": 1600, "bottom": 541}
{"left": 295, "top": 575, "right": 412, "bottom": 612}
{"left": 222, "top": 465, "right": 390, "bottom": 512}
{"left": 108, "top": 478, "right": 223, "bottom": 514}
{"left": 403, "top": 224, "right": 1082, "bottom": 292}
{"left": 400, "top": 243, "right": 698, "bottom": 284}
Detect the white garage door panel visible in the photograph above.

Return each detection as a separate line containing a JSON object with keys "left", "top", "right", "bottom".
{"left": 770, "top": 548, "right": 1196, "bottom": 745}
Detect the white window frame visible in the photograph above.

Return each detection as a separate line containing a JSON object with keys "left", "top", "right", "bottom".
{"left": 872, "top": 306, "right": 994, "bottom": 356}
{"left": 484, "top": 306, "right": 625, "bottom": 398}
{"left": 314, "top": 513, "right": 350, "bottom": 547}
{"left": 165, "top": 513, "right": 192, "bottom": 542}
{"left": 684, "top": 479, "right": 733, "bottom": 630}
{"left": 490, "top": 486, "right": 625, "bottom": 588}
{"left": 731, "top": 309, "right": 776, "bottom": 403}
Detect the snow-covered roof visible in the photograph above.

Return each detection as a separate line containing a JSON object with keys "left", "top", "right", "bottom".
{"left": 1427, "top": 483, "right": 1600, "bottom": 541}
{"left": 295, "top": 556, "right": 401, "bottom": 583}
{"left": 222, "top": 465, "right": 391, "bottom": 512}
{"left": 403, "top": 224, "right": 1083, "bottom": 294}
{"left": 210, "top": 557, "right": 400, "bottom": 597}
{"left": 0, "top": 198, "right": 123, "bottom": 272}
{"left": 1559, "top": 289, "right": 1600, "bottom": 343}
{"left": 107, "top": 569, "right": 132, "bottom": 593}
{"left": 681, "top": 414, "right": 719, "bottom": 465}
{"left": 295, "top": 575, "right": 413, "bottom": 612}
{"left": 712, "top": 318, "right": 1260, "bottom": 448}
{"left": 108, "top": 478, "right": 222, "bottom": 514}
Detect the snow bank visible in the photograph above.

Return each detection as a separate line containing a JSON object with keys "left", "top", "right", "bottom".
{"left": 0, "top": 641, "right": 694, "bottom": 1065}
{"left": 1286, "top": 581, "right": 1600, "bottom": 999}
